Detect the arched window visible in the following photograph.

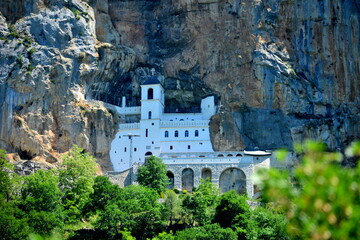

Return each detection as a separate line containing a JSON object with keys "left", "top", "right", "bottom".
{"left": 148, "top": 111, "right": 152, "bottom": 119}
{"left": 146, "top": 129, "right": 148, "bottom": 138}
{"left": 175, "top": 130, "right": 179, "bottom": 137}
{"left": 165, "top": 131, "right": 169, "bottom": 138}
{"left": 147, "top": 88, "right": 153, "bottom": 100}
{"left": 185, "top": 130, "right": 189, "bottom": 137}
{"left": 195, "top": 130, "right": 199, "bottom": 137}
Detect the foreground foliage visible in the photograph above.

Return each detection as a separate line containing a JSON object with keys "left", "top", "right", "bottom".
{"left": 3, "top": 141, "right": 357, "bottom": 239}
{"left": 259, "top": 140, "right": 360, "bottom": 240}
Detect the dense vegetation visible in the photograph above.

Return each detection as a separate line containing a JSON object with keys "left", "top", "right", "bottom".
{"left": 0, "top": 141, "right": 359, "bottom": 239}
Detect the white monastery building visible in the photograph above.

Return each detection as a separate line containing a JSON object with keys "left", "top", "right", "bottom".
{"left": 110, "top": 74, "right": 216, "bottom": 172}
{"left": 109, "top": 73, "right": 278, "bottom": 196}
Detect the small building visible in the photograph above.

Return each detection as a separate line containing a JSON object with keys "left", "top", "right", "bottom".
{"left": 109, "top": 73, "right": 272, "bottom": 196}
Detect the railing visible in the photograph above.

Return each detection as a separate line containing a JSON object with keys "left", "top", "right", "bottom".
{"left": 116, "top": 106, "right": 141, "bottom": 115}
{"left": 162, "top": 158, "right": 247, "bottom": 165}
{"left": 160, "top": 120, "right": 209, "bottom": 128}
{"left": 159, "top": 152, "right": 244, "bottom": 159}
{"left": 119, "top": 123, "right": 140, "bottom": 130}
{"left": 159, "top": 151, "right": 271, "bottom": 165}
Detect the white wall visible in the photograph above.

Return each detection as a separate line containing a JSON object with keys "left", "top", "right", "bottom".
{"left": 201, "top": 96, "right": 216, "bottom": 119}
{"left": 110, "top": 81, "right": 216, "bottom": 172}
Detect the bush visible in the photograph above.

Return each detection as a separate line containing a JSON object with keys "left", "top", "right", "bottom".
{"left": 175, "top": 223, "right": 237, "bottom": 240}
{"left": 213, "top": 191, "right": 250, "bottom": 229}
{"left": 258, "top": 140, "right": 360, "bottom": 240}
{"left": 137, "top": 156, "right": 168, "bottom": 194}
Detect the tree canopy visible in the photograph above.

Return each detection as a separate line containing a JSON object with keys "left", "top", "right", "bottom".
{"left": 137, "top": 155, "right": 168, "bottom": 194}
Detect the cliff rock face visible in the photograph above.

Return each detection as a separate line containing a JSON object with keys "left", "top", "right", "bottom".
{"left": 108, "top": 0, "right": 359, "bottom": 150}
{"left": 0, "top": 0, "right": 134, "bottom": 170}
{"left": 0, "top": 0, "right": 359, "bottom": 169}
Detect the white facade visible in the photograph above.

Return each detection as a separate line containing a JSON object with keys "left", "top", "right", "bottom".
{"left": 110, "top": 76, "right": 216, "bottom": 172}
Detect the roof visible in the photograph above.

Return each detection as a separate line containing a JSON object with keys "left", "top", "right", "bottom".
{"left": 142, "top": 76, "right": 161, "bottom": 85}
{"left": 243, "top": 150, "right": 272, "bottom": 156}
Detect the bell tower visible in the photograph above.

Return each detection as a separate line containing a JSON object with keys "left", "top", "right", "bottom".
{"left": 140, "top": 70, "right": 164, "bottom": 120}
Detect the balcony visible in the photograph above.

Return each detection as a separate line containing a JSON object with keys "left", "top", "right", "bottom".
{"left": 160, "top": 120, "right": 209, "bottom": 128}
{"left": 116, "top": 106, "right": 141, "bottom": 115}
{"left": 119, "top": 123, "right": 140, "bottom": 130}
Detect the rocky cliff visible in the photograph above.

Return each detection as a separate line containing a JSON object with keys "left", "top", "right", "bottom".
{"left": 0, "top": 0, "right": 359, "bottom": 170}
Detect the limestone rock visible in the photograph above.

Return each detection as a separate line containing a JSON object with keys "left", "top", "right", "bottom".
{"left": 0, "top": 0, "right": 134, "bottom": 171}
{"left": 0, "top": 0, "right": 359, "bottom": 171}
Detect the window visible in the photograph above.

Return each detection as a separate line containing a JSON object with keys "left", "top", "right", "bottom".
{"left": 175, "top": 130, "right": 179, "bottom": 137}
{"left": 170, "top": 146, "right": 173, "bottom": 150}
{"left": 134, "top": 148, "right": 137, "bottom": 152}
{"left": 185, "top": 130, "right": 189, "bottom": 137}
{"left": 124, "top": 147, "right": 127, "bottom": 152}
{"left": 195, "top": 130, "right": 199, "bottom": 137}
{"left": 165, "top": 131, "right": 169, "bottom": 138}
{"left": 148, "top": 111, "right": 152, "bottom": 119}
{"left": 146, "top": 129, "right": 148, "bottom": 137}
{"left": 147, "top": 88, "right": 153, "bottom": 99}
{"left": 188, "top": 145, "right": 191, "bottom": 149}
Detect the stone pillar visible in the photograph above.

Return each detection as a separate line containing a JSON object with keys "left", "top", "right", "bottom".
{"left": 212, "top": 166, "right": 221, "bottom": 189}
{"left": 193, "top": 166, "right": 202, "bottom": 188}
{"left": 173, "top": 170, "right": 182, "bottom": 190}
{"left": 246, "top": 178, "right": 254, "bottom": 197}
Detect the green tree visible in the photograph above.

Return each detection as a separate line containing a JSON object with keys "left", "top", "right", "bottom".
{"left": 232, "top": 206, "right": 288, "bottom": 240}
{"left": 19, "top": 169, "right": 64, "bottom": 235}
{"left": 258, "top": 140, "right": 360, "bottom": 240}
{"left": 58, "top": 145, "right": 98, "bottom": 222}
{"left": 0, "top": 195, "right": 29, "bottom": 240}
{"left": 21, "top": 169, "right": 62, "bottom": 212}
{"left": 182, "top": 178, "right": 219, "bottom": 226}
{"left": 174, "top": 223, "right": 237, "bottom": 240}
{"left": 83, "top": 175, "right": 122, "bottom": 216}
{"left": 95, "top": 185, "right": 165, "bottom": 239}
{"left": 163, "top": 190, "right": 182, "bottom": 227}
{"left": 137, "top": 155, "right": 168, "bottom": 194}
{"left": 0, "top": 149, "right": 17, "bottom": 201}
{"left": 213, "top": 190, "right": 251, "bottom": 229}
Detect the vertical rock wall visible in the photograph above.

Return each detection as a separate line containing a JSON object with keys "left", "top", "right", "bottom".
{"left": 0, "top": 0, "right": 359, "bottom": 170}
{"left": 108, "top": 0, "right": 360, "bottom": 151}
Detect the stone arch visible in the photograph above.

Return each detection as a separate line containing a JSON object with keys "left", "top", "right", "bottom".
{"left": 167, "top": 171, "right": 175, "bottom": 189}
{"left": 219, "top": 168, "right": 246, "bottom": 194}
{"left": 201, "top": 168, "right": 212, "bottom": 181}
{"left": 182, "top": 168, "right": 194, "bottom": 192}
